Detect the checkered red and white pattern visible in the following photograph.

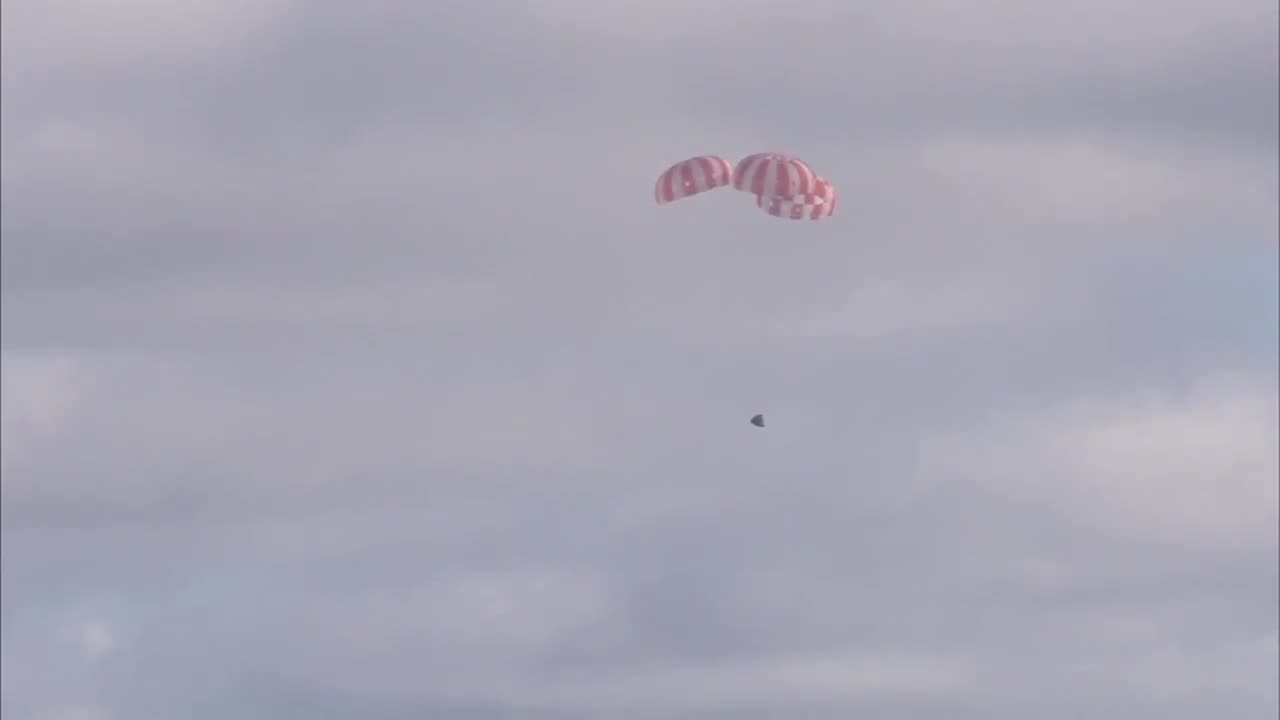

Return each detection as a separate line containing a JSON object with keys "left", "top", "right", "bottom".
{"left": 756, "top": 177, "right": 837, "bottom": 221}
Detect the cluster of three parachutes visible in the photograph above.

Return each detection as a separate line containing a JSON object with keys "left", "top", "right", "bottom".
{"left": 654, "top": 152, "right": 836, "bottom": 221}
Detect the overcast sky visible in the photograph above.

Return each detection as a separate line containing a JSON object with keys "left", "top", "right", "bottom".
{"left": 2, "top": 1, "right": 1278, "bottom": 718}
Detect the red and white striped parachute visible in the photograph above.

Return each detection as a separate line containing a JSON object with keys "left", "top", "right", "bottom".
{"left": 655, "top": 151, "right": 837, "bottom": 222}
{"left": 732, "top": 152, "right": 820, "bottom": 199}
{"left": 654, "top": 155, "right": 734, "bottom": 204}
{"left": 757, "top": 176, "right": 837, "bottom": 220}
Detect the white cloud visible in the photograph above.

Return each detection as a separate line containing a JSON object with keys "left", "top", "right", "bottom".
{"left": 2, "top": 0, "right": 286, "bottom": 66}
{"left": 924, "top": 371, "right": 1279, "bottom": 547}
{"left": 0, "top": 351, "right": 89, "bottom": 474}
{"left": 514, "top": 650, "right": 983, "bottom": 711}
{"left": 78, "top": 622, "right": 116, "bottom": 661}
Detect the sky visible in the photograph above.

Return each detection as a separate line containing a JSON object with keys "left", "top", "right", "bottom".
{"left": 1, "top": 1, "right": 1277, "bottom": 718}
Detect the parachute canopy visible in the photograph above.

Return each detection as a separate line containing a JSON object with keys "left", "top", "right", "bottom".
{"left": 757, "top": 176, "right": 837, "bottom": 220}
{"left": 733, "top": 152, "right": 820, "bottom": 199}
{"left": 654, "top": 155, "right": 734, "bottom": 204}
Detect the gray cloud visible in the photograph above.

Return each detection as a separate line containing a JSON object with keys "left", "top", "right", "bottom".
{"left": 2, "top": 0, "right": 1277, "bottom": 718}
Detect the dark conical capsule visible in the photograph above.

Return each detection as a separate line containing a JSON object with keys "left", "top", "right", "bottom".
{"left": 750, "top": 414, "right": 765, "bottom": 428}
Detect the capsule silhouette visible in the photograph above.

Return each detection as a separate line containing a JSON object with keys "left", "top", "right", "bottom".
{"left": 750, "top": 414, "right": 765, "bottom": 428}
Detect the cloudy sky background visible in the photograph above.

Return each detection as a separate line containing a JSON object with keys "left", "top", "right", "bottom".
{"left": 2, "top": 1, "right": 1277, "bottom": 717}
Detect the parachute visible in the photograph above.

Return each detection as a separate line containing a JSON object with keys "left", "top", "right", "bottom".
{"left": 757, "top": 176, "right": 837, "bottom": 220}
{"left": 654, "top": 155, "right": 734, "bottom": 204}
{"left": 656, "top": 151, "right": 835, "bottom": 221}
{"left": 733, "top": 152, "right": 821, "bottom": 200}
{"left": 655, "top": 151, "right": 839, "bottom": 428}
